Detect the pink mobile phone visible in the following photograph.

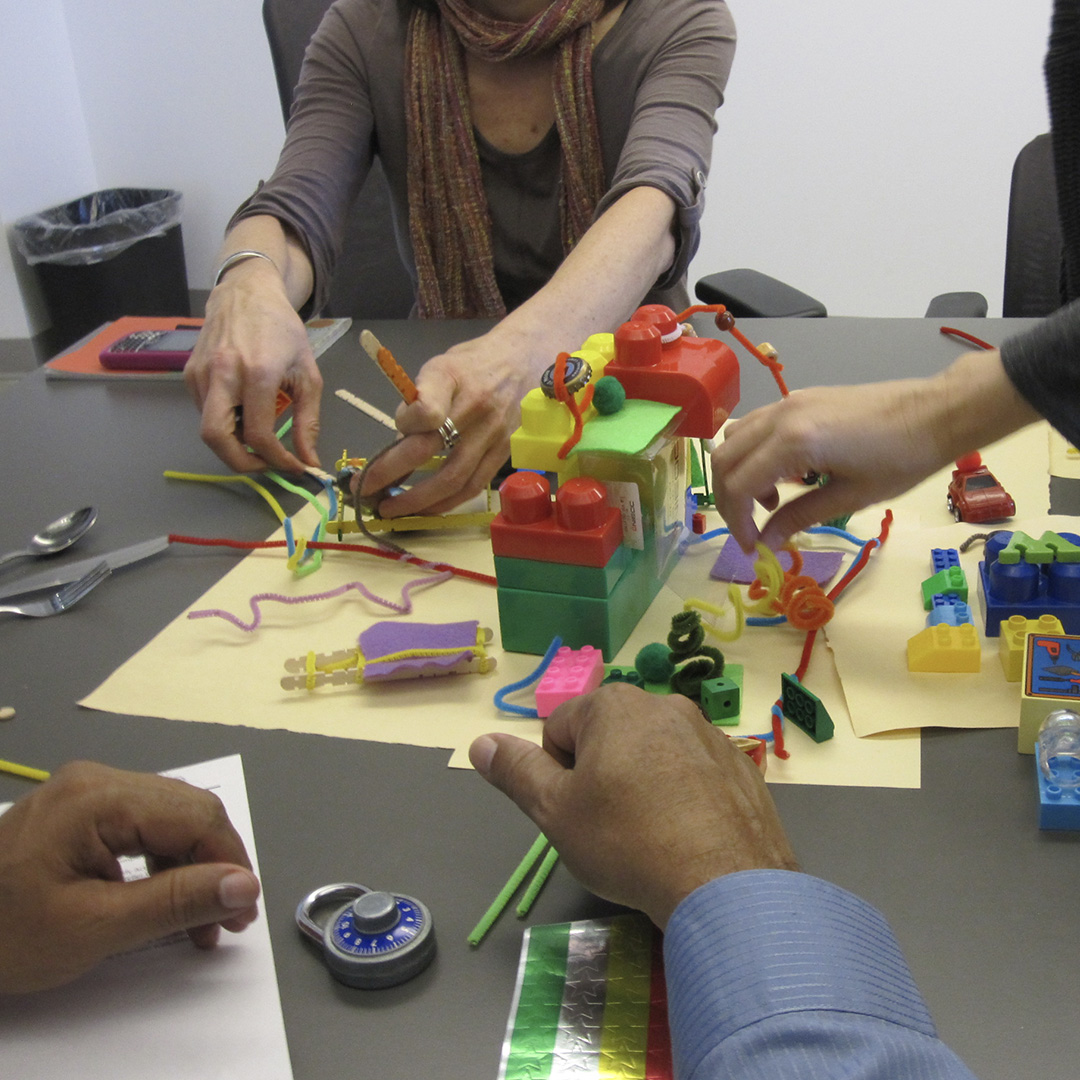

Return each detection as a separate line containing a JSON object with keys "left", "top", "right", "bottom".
{"left": 99, "top": 327, "right": 201, "bottom": 370}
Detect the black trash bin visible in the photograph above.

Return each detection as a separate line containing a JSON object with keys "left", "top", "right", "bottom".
{"left": 13, "top": 188, "right": 191, "bottom": 356}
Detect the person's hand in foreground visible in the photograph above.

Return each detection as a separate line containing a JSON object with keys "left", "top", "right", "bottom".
{"left": 711, "top": 348, "right": 1041, "bottom": 552}
{"left": 0, "top": 762, "right": 261, "bottom": 994}
{"left": 469, "top": 683, "right": 799, "bottom": 929}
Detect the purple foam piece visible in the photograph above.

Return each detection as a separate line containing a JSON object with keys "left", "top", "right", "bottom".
{"left": 710, "top": 536, "right": 844, "bottom": 587}
{"left": 360, "top": 620, "right": 479, "bottom": 680}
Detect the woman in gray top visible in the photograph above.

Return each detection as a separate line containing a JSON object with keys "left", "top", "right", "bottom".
{"left": 185, "top": 0, "right": 737, "bottom": 518}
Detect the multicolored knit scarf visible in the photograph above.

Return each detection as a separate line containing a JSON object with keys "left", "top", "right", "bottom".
{"left": 405, "top": 0, "right": 607, "bottom": 318}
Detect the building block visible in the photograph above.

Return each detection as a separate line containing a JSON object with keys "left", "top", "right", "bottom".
{"left": 1036, "top": 755, "right": 1080, "bottom": 830}
{"left": 999, "top": 614, "right": 1065, "bottom": 682}
{"left": 977, "top": 530, "right": 1080, "bottom": 636}
{"left": 508, "top": 388, "right": 591, "bottom": 474}
{"left": 701, "top": 666, "right": 743, "bottom": 726}
{"left": 601, "top": 666, "right": 648, "bottom": 690}
{"left": 926, "top": 596, "right": 973, "bottom": 627}
{"left": 490, "top": 472, "right": 623, "bottom": 568}
{"left": 535, "top": 646, "right": 604, "bottom": 717}
{"left": 494, "top": 546, "right": 630, "bottom": 599}
{"left": 906, "top": 623, "right": 981, "bottom": 672}
{"left": 931, "top": 548, "right": 961, "bottom": 573}
{"left": 780, "top": 673, "right": 834, "bottom": 742}
{"left": 604, "top": 305, "right": 740, "bottom": 439}
{"left": 1019, "top": 631, "right": 1080, "bottom": 753}
{"left": 497, "top": 546, "right": 662, "bottom": 661}
{"left": 998, "top": 529, "right": 1080, "bottom": 565}
{"left": 921, "top": 566, "right": 968, "bottom": 610}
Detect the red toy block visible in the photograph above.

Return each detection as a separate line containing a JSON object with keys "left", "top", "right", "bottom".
{"left": 535, "top": 645, "right": 605, "bottom": 717}
{"left": 491, "top": 472, "right": 623, "bottom": 567}
{"left": 604, "top": 305, "right": 740, "bottom": 439}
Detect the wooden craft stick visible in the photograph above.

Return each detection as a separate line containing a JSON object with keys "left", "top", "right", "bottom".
{"left": 360, "top": 329, "right": 418, "bottom": 405}
{"left": 334, "top": 388, "right": 398, "bottom": 431}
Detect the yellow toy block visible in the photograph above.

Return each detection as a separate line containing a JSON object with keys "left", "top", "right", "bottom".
{"left": 1019, "top": 630, "right": 1080, "bottom": 754}
{"left": 999, "top": 614, "right": 1065, "bottom": 682}
{"left": 906, "top": 623, "right": 981, "bottom": 673}
{"left": 509, "top": 388, "right": 592, "bottom": 475}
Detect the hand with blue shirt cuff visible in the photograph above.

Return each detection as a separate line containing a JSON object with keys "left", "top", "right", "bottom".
{"left": 469, "top": 682, "right": 799, "bottom": 929}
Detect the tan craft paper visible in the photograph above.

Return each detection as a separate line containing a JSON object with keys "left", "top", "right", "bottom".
{"left": 81, "top": 502, "right": 919, "bottom": 788}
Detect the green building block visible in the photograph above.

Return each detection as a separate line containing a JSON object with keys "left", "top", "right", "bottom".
{"left": 999, "top": 530, "right": 1080, "bottom": 565}
{"left": 701, "top": 664, "right": 743, "bottom": 726}
{"left": 921, "top": 566, "right": 968, "bottom": 610}
{"left": 497, "top": 547, "right": 663, "bottom": 661}
{"left": 494, "top": 546, "right": 630, "bottom": 598}
{"left": 780, "top": 673, "right": 834, "bottom": 743}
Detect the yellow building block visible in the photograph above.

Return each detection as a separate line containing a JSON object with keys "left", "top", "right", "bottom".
{"left": 509, "top": 388, "right": 592, "bottom": 475}
{"left": 999, "top": 614, "right": 1065, "bottom": 682}
{"left": 1019, "top": 630, "right": 1080, "bottom": 754}
{"left": 906, "top": 623, "right": 981, "bottom": 673}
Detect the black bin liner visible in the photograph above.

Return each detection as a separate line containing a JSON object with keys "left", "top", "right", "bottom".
{"left": 13, "top": 188, "right": 191, "bottom": 356}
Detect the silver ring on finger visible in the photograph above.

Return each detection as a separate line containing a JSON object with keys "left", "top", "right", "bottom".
{"left": 437, "top": 416, "right": 460, "bottom": 451}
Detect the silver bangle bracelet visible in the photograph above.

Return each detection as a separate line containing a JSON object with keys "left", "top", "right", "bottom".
{"left": 213, "top": 250, "right": 280, "bottom": 288}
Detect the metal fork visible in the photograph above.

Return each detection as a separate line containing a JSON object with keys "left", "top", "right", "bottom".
{"left": 0, "top": 561, "right": 111, "bottom": 618}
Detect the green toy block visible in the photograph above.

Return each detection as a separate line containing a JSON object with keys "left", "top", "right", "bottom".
{"left": 780, "top": 673, "right": 834, "bottom": 743}
{"left": 603, "top": 666, "right": 661, "bottom": 693}
{"left": 921, "top": 566, "right": 968, "bottom": 610}
{"left": 494, "top": 546, "right": 630, "bottom": 598}
{"left": 701, "top": 664, "right": 743, "bottom": 726}
{"left": 999, "top": 530, "right": 1055, "bottom": 565}
{"left": 497, "top": 548, "right": 662, "bottom": 661}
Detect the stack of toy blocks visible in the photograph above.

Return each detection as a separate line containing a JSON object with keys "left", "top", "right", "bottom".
{"left": 493, "top": 471, "right": 664, "bottom": 660}
{"left": 978, "top": 529, "right": 1080, "bottom": 637}
{"left": 495, "top": 304, "right": 740, "bottom": 660}
{"left": 908, "top": 548, "right": 980, "bottom": 672}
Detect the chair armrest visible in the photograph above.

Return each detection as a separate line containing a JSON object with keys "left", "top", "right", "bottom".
{"left": 924, "top": 292, "right": 989, "bottom": 318}
{"left": 694, "top": 269, "right": 827, "bottom": 318}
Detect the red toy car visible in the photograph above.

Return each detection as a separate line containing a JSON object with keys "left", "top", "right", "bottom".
{"left": 946, "top": 452, "right": 1015, "bottom": 523}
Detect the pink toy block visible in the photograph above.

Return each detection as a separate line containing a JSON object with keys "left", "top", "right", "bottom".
{"left": 535, "top": 645, "right": 605, "bottom": 717}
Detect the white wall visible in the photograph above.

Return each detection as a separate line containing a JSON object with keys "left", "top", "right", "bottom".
{"left": 0, "top": 0, "right": 1056, "bottom": 341}
{"left": 691, "top": 0, "right": 1053, "bottom": 317}
{"left": 0, "top": 0, "right": 97, "bottom": 336}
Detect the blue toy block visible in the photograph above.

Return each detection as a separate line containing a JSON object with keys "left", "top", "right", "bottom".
{"left": 1036, "top": 756, "right": 1080, "bottom": 830}
{"left": 977, "top": 529, "right": 1080, "bottom": 636}
{"left": 926, "top": 596, "right": 973, "bottom": 627}
{"left": 931, "top": 548, "right": 961, "bottom": 573}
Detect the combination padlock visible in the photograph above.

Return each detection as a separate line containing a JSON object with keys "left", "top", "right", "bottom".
{"left": 295, "top": 882, "right": 436, "bottom": 989}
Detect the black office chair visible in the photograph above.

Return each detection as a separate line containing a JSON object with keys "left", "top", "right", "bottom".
{"left": 262, "top": 0, "right": 415, "bottom": 318}
{"left": 697, "top": 134, "right": 1063, "bottom": 321}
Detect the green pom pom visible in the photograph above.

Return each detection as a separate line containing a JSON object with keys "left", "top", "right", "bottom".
{"left": 634, "top": 642, "right": 675, "bottom": 683}
{"left": 592, "top": 376, "right": 626, "bottom": 415}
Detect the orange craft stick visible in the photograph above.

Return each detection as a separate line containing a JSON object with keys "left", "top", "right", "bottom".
{"left": 360, "top": 329, "right": 418, "bottom": 405}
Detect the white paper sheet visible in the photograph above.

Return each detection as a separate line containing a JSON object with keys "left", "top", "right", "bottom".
{"left": 0, "top": 754, "right": 293, "bottom": 1080}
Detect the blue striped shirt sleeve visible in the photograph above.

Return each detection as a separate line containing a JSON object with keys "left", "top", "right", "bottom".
{"left": 663, "top": 870, "right": 979, "bottom": 1079}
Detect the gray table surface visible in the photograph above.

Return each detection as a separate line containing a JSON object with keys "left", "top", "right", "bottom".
{"left": 0, "top": 317, "right": 1073, "bottom": 1079}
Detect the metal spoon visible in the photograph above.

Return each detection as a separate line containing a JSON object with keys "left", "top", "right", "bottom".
{"left": 0, "top": 507, "right": 98, "bottom": 571}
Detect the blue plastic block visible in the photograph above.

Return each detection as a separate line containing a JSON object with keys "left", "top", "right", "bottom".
{"left": 780, "top": 673, "right": 834, "bottom": 742}
{"left": 1036, "top": 756, "right": 1080, "bottom": 830}
{"left": 927, "top": 596, "right": 973, "bottom": 627}
{"left": 931, "top": 547, "right": 961, "bottom": 573}
{"left": 978, "top": 557, "right": 1080, "bottom": 636}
